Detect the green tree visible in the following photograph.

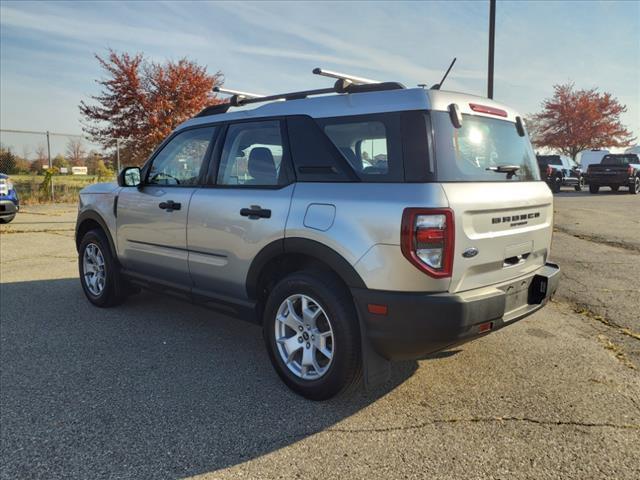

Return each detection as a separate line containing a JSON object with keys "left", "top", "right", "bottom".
{"left": 0, "top": 145, "right": 18, "bottom": 173}
{"left": 52, "top": 154, "right": 70, "bottom": 171}
{"left": 95, "top": 159, "right": 114, "bottom": 181}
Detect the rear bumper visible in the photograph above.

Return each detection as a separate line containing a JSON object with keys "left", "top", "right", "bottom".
{"left": 0, "top": 199, "right": 18, "bottom": 218}
{"left": 352, "top": 262, "right": 560, "bottom": 361}
{"left": 585, "top": 175, "right": 632, "bottom": 186}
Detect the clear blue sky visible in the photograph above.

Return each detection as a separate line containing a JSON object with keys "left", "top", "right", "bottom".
{"left": 1, "top": 0, "right": 638, "bottom": 155}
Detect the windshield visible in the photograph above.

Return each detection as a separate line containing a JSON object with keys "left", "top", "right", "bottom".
{"left": 432, "top": 112, "right": 540, "bottom": 182}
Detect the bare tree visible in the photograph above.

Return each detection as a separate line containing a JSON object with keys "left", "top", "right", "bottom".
{"left": 34, "top": 144, "right": 48, "bottom": 171}
{"left": 21, "top": 145, "right": 31, "bottom": 162}
{"left": 66, "top": 138, "right": 86, "bottom": 166}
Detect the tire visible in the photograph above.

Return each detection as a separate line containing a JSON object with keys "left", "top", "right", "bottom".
{"left": 263, "top": 271, "right": 362, "bottom": 400}
{"left": 610, "top": 185, "right": 619, "bottom": 192}
{"left": 0, "top": 215, "right": 16, "bottom": 224}
{"left": 631, "top": 177, "right": 639, "bottom": 195}
{"left": 589, "top": 184, "right": 600, "bottom": 194}
{"left": 574, "top": 176, "right": 584, "bottom": 192}
{"left": 78, "top": 229, "right": 126, "bottom": 308}
{"left": 551, "top": 175, "right": 562, "bottom": 193}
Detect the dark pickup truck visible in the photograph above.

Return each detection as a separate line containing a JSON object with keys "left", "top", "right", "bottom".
{"left": 536, "top": 155, "right": 583, "bottom": 193}
{"left": 585, "top": 154, "right": 640, "bottom": 194}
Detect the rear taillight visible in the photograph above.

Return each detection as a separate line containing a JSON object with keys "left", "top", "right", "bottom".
{"left": 628, "top": 166, "right": 634, "bottom": 176}
{"left": 401, "top": 208, "right": 454, "bottom": 278}
{"left": 546, "top": 166, "right": 553, "bottom": 177}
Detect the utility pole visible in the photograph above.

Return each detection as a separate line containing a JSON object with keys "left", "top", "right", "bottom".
{"left": 116, "top": 138, "right": 121, "bottom": 173}
{"left": 488, "top": 0, "right": 496, "bottom": 99}
{"left": 46, "top": 130, "right": 53, "bottom": 201}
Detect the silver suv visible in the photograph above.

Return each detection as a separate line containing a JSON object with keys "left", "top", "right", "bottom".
{"left": 75, "top": 70, "right": 560, "bottom": 400}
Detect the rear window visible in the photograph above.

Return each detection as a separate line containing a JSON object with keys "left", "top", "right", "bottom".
{"left": 536, "top": 156, "right": 560, "bottom": 167}
{"left": 432, "top": 112, "right": 540, "bottom": 182}
{"left": 601, "top": 154, "right": 639, "bottom": 165}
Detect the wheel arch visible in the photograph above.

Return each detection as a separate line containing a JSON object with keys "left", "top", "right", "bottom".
{"left": 75, "top": 210, "right": 117, "bottom": 260}
{"left": 246, "top": 237, "right": 367, "bottom": 304}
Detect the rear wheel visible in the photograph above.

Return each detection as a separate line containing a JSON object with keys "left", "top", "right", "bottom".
{"left": 631, "top": 177, "right": 639, "bottom": 195}
{"left": 263, "top": 271, "right": 362, "bottom": 400}
{"left": 79, "top": 229, "right": 126, "bottom": 307}
{"left": 610, "top": 185, "right": 620, "bottom": 192}
{"left": 550, "top": 175, "right": 562, "bottom": 193}
{"left": 589, "top": 184, "right": 600, "bottom": 194}
{"left": 574, "top": 176, "right": 584, "bottom": 192}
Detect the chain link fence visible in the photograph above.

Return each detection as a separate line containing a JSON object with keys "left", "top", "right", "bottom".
{"left": 0, "top": 129, "right": 121, "bottom": 204}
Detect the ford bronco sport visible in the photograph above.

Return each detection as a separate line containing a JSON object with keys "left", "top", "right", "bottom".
{"left": 76, "top": 68, "right": 560, "bottom": 400}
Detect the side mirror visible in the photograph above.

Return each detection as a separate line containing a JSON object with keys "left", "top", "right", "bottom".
{"left": 118, "top": 167, "right": 141, "bottom": 187}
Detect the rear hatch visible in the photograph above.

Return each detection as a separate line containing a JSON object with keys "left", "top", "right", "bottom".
{"left": 430, "top": 110, "right": 553, "bottom": 293}
{"left": 442, "top": 182, "right": 552, "bottom": 292}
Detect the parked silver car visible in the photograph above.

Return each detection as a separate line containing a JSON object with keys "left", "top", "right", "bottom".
{"left": 76, "top": 70, "right": 560, "bottom": 399}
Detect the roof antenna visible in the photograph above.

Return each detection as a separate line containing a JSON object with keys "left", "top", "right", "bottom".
{"left": 430, "top": 57, "right": 456, "bottom": 90}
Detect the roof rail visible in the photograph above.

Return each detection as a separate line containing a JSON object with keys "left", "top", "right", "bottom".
{"left": 215, "top": 87, "right": 265, "bottom": 101}
{"left": 195, "top": 68, "right": 406, "bottom": 118}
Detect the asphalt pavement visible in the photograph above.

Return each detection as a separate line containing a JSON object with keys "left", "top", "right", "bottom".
{"left": 1, "top": 194, "right": 638, "bottom": 480}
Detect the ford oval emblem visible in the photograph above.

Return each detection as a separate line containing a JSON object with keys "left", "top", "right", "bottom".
{"left": 462, "top": 247, "right": 479, "bottom": 258}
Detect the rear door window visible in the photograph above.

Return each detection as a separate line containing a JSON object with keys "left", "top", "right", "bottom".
{"left": 217, "top": 121, "right": 288, "bottom": 187}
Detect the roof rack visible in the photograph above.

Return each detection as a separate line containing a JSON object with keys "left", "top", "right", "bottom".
{"left": 195, "top": 68, "right": 405, "bottom": 118}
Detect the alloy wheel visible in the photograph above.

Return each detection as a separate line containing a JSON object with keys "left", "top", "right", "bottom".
{"left": 274, "top": 294, "right": 335, "bottom": 380}
{"left": 83, "top": 243, "right": 106, "bottom": 296}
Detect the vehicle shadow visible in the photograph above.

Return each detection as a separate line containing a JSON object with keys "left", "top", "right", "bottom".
{"left": 0, "top": 278, "right": 418, "bottom": 479}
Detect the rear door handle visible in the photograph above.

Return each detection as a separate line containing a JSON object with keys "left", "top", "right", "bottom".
{"left": 240, "top": 205, "right": 271, "bottom": 219}
{"left": 159, "top": 200, "right": 181, "bottom": 211}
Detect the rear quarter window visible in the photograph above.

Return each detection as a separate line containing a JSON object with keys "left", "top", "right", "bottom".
{"left": 316, "top": 112, "right": 404, "bottom": 182}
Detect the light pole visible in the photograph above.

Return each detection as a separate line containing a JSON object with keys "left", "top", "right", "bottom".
{"left": 488, "top": 0, "right": 496, "bottom": 99}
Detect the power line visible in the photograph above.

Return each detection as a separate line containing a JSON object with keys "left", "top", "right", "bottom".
{"left": 0, "top": 128, "right": 86, "bottom": 138}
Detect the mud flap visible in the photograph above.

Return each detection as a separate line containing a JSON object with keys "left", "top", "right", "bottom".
{"left": 355, "top": 305, "right": 391, "bottom": 389}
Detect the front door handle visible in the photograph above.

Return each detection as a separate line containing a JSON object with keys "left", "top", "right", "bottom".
{"left": 240, "top": 205, "right": 271, "bottom": 219}
{"left": 159, "top": 200, "right": 181, "bottom": 211}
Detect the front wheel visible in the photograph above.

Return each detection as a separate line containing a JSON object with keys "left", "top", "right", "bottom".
{"left": 589, "top": 184, "right": 600, "bottom": 194}
{"left": 79, "top": 229, "right": 126, "bottom": 307}
{"left": 263, "top": 271, "right": 362, "bottom": 400}
{"left": 630, "top": 177, "right": 639, "bottom": 195}
{"left": 575, "top": 176, "right": 584, "bottom": 192}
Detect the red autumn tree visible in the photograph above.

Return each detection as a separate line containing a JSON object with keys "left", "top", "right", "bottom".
{"left": 80, "top": 50, "right": 223, "bottom": 166}
{"left": 527, "top": 83, "right": 635, "bottom": 160}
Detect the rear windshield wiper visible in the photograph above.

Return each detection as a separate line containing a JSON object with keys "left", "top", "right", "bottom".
{"left": 486, "top": 165, "right": 520, "bottom": 178}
